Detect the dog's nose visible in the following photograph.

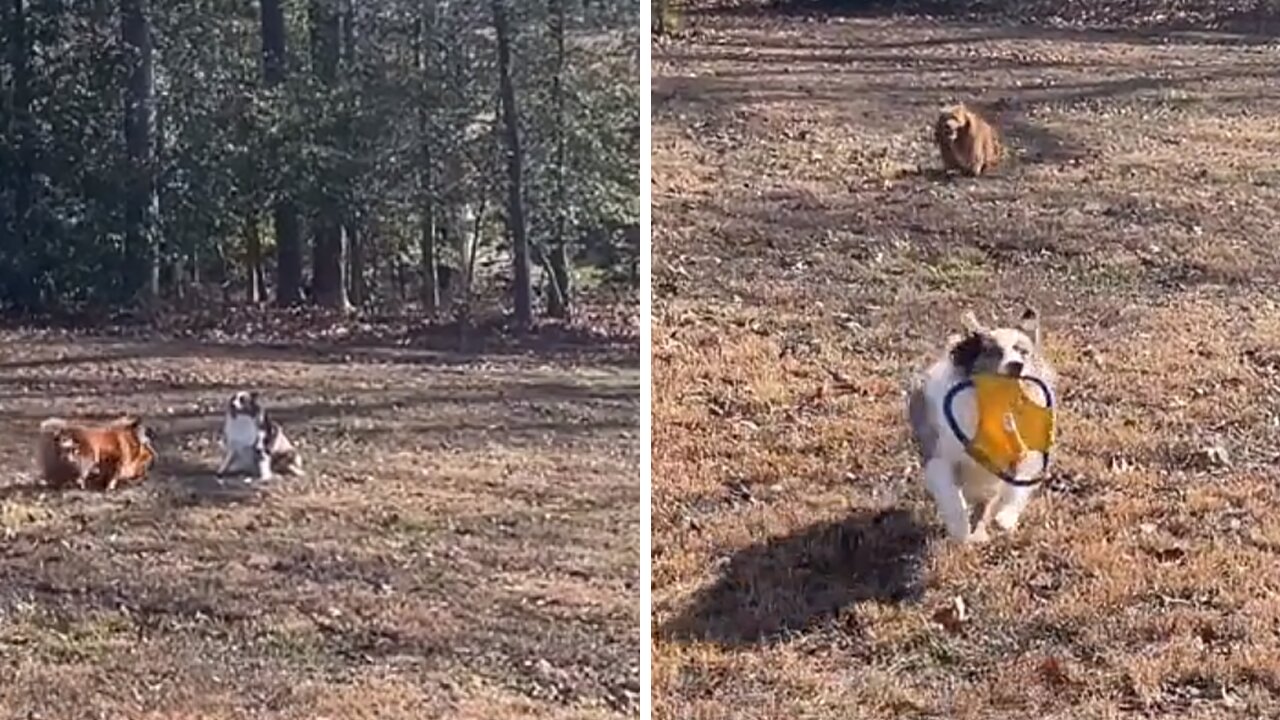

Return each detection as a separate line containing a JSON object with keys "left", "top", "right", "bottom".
{"left": 1005, "top": 361, "right": 1025, "bottom": 377}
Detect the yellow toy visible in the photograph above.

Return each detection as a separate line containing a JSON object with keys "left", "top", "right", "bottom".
{"left": 943, "top": 373, "right": 1055, "bottom": 485}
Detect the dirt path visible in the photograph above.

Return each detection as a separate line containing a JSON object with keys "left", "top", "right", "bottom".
{"left": 0, "top": 330, "right": 639, "bottom": 718}
{"left": 654, "top": 9, "right": 1280, "bottom": 719}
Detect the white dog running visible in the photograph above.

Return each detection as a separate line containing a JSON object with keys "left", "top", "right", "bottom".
{"left": 906, "top": 309, "right": 1057, "bottom": 543}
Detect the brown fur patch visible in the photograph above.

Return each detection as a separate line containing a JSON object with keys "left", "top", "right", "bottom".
{"left": 38, "top": 416, "right": 156, "bottom": 491}
{"left": 934, "top": 104, "right": 1003, "bottom": 177}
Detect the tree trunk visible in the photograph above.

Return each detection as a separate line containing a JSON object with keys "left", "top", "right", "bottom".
{"left": 308, "top": 0, "right": 350, "bottom": 311}
{"left": 492, "top": 0, "right": 533, "bottom": 331}
{"left": 311, "top": 222, "right": 349, "bottom": 309}
{"left": 348, "top": 215, "right": 364, "bottom": 306}
{"left": 246, "top": 213, "right": 264, "bottom": 304}
{"left": 545, "top": 0, "right": 570, "bottom": 319}
{"left": 416, "top": 0, "right": 439, "bottom": 314}
{"left": 273, "top": 200, "right": 303, "bottom": 304}
{"left": 461, "top": 191, "right": 488, "bottom": 318}
{"left": 7, "top": 0, "right": 34, "bottom": 307}
{"left": 122, "top": 0, "right": 159, "bottom": 304}
{"left": 341, "top": 0, "right": 363, "bottom": 308}
{"left": 260, "top": 0, "right": 304, "bottom": 306}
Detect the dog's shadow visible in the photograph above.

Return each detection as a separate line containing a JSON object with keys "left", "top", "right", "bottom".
{"left": 662, "top": 508, "right": 931, "bottom": 646}
{"left": 155, "top": 456, "right": 264, "bottom": 506}
{"left": 0, "top": 480, "right": 52, "bottom": 501}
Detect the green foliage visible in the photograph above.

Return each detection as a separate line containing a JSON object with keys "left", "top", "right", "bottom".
{"left": 0, "top": 0, "right": 638, "bottom": 316}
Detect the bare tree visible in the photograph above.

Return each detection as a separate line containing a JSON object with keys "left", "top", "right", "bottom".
{"left": 261, "top": 0, "right": 304, "bottom": 306}
{"left": 545, "top": 0, "right": 571, "bottom": 319}
{"left": 309, "top": 0, "right": 351, "bottom": 311}
{"left": 6, "top": 0, "right": 33, "bottom": 304}
{"left": 122, "top": 0, "right": 160, "bottom": 301}
{"left": 417, "top": 0, "right": 440, "bottom": 313}
{"left": 492, "top": 0, "right": 533, "bottom": 331}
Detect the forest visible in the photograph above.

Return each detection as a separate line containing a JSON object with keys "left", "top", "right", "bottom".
{"left": 0, "top": 0, "right": 639, "bottom": 331}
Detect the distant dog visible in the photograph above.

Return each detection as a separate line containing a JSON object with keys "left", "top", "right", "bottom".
{"left": 218, "top": 391, "right": 303, "bottom": 480}
{"left": 907, "top": 309, "right": 1056, "bottom": 542}
{"left": 38, "top": 416, "right": 156, "bottom": 491}
{"left": 934, "top": 104, "right": 1003, "bottom": 177}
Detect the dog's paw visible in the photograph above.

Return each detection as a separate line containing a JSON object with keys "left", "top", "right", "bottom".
{"left": 993, "top": 507, "right": 1021, "bottom": 531}
{"left": 966, "top": 525, "right": 992, "bottom": 543}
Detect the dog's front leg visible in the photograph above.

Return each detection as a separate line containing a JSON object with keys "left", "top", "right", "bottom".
{"left": 924, "top": 459, "right": 977, "bottom": 542}
{"left": 992, "top": 484, "right": 1035, "bottom": 532}
{"left": 216, "top": 449, "right": 236, "bottom": 476}
{"left": 255, "top": 451, "right": 274, "bottom": 481}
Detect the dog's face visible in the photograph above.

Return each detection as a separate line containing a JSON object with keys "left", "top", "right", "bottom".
{"left": 942, "top": 114, "right": 965, "bottom": 142}
{"left": 950, "top": 309, "right": 1041, "bottom": 377}
{"left": 122, "top": 418, "right": 157, "bottom": 474}
{"left": 129, "top": 418, "right": 156, "bottom": 465}
{"left": 228, "top": 391, "right": 261, "bottom": 418}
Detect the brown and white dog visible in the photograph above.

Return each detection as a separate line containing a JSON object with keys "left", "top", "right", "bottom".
{"left": 38, "top": 416, "right": 156, "bottom": 491}
{"left": 906, "top": 309, "right": 1056, "bottom": 542}
{"left": 218, "top": 391, "right": 303, "bottom": 481}
{"left": 934, "top": 104, "right": 1003, "bottom": 177}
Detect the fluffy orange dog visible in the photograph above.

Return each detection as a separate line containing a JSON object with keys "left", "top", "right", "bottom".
{"left": 934, "top": 104, "right": 1002, "bottom": 177}
{"left": 38, "top": 416, "right": 156, "bottom": 490}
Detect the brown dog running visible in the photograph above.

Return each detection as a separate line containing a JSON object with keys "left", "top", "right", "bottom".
{"left": 38, "top": 416, "right": 157, "bottom": 491}
{"left": 934, "top": 104, "right": 1003, "bottom": 177}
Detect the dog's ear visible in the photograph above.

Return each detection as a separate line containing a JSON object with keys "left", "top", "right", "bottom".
{"left": 1018, "top": 307, "right": 1041, "bottom": 346}
{"left": 949, "top": 333, "right": 985, "bottom": 374}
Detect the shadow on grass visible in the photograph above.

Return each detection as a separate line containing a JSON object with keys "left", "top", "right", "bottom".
{"left": 0, "top": 305, "right": 639, "bottom": 370}
{"left": 153, "top": 455, "right": 264, "bottom": 506}
{"left": 0, "top": 482, "right": 52, "bottom": 502}
{"left": 693, "top": 0, "right": 1280, "bottom": 40}
{"left": 0, "top": 338, "right": 636, "bottom": 371}
{"left": 663, "top": 507, "right": 930, "bottom": 646}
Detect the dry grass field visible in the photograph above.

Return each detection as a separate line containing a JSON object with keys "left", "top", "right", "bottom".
{"left": 652, "top": 4, "right": 1280, "bottom": 718}
{"left": 0, "top": 319, "right": 639, "bottom": 718}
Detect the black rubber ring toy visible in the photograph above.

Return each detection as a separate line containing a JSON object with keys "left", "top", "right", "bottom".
{"left": 942, "top": 375, "right": 1055, "bottom": 488}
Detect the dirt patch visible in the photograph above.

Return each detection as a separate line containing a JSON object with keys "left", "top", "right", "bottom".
{"left": 653, "top": 9, "right": 1280, "bottom": 719}
{"left": 0, "top": 328, "right": 639, "bottom": 718}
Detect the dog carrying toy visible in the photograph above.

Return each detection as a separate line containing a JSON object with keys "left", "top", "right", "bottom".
{"left": 943, "top": 373, "right": 1055, "bottom": 486}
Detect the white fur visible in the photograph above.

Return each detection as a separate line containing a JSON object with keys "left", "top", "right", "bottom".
{"left": 218, "top": 413, "right": 269, "bottom": 480}
{"left": 908, "top": 315, "right": 1056, "bottom": 543}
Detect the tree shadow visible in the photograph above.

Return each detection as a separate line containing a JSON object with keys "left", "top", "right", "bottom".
{"left": 662, "top": 508, "right": 931, "bottom": 646}
{"left": 0, "top": 306, "right": 639, "bottom": 370}
{"left": 699, "top": 0, "right": 1280, "bottom": 41}
{"left": 0, "top": 336, "right": 643, "bottom": 372}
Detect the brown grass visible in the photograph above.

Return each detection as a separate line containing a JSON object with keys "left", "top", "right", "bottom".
{"left": 0, "top": 329, "right": 638, "bottom": 718}
{"left": 652, "top": 8, "right": 1280, "bottom": 719}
